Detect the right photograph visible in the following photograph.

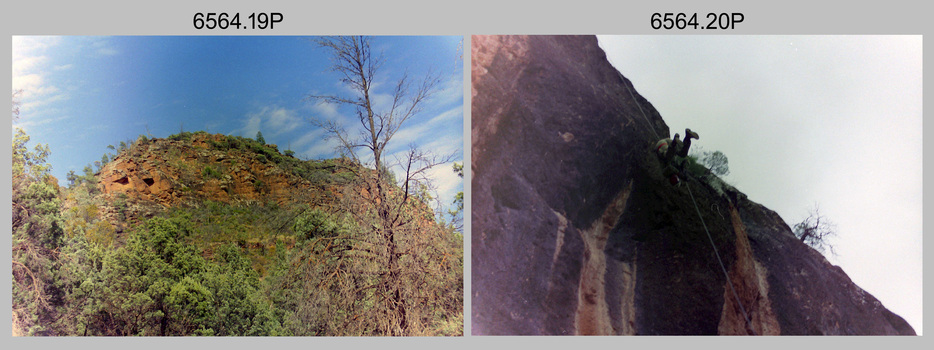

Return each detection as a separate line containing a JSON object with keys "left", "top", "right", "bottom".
{"left": 470, "top": 35, "right": 920, "bottom": 335}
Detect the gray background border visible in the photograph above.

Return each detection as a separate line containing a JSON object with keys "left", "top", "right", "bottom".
{"left": 4, "top": 0, "right": 927, "bottom": 348}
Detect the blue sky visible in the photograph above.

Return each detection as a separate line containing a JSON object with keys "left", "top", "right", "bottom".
{"left": 12, "top": 35, "right": 464, "bottom": 212}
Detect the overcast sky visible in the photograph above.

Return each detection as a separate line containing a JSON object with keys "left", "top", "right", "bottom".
{"left": 12, "top": 36, "right": 464, "bottom": 215}
{"left": 597, "top": 35, "right": 922, "bottom": 334}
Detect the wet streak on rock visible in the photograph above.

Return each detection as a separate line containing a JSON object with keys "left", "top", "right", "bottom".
{"left": 472, "top": 35, "right": 657, "bottom": 335}
{"left": 471, "top": 34, "right": 915, "bottom": 336}
{"left": 719, "top": 203, "right": 781, "bottom": 335}
{"left": 575, "top": 180, "right": 633, "bottom": 335}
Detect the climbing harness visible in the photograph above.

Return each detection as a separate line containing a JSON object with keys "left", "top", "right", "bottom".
{"left": 685, "top": 182, "right": 758, "bottom": 335}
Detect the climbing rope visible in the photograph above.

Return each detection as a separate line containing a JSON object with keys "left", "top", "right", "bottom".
{"left": 685, "top": 182, "right": 757, "bottom": 335}
{"left": 623, "top": 80, "right": 661, "bottom": 140}
{"left": 712, "top": 203, "right": 724, "bottom": 221}
{"left": 626, "top": 76, "right": 754, "bottom": 333}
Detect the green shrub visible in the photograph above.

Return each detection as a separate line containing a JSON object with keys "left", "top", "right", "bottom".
{"left": 335, "top": 171, "right": 355, "bottom": 183}
{"left": 227, "top": 137, "right": 243, "bottom": 150}
{"left": 114, "top": 193, "right": 129, "bottom": 221}
{"left": 202, "top": 166, "right": 223, "bottom": 180}
{"left": 208, "top": 139, "right": 229, "bottom": 150}
{"left": 683, "top": 155, "right": 709, "bottom": 178}
{"left": 292, "top": 209, "right": 344, "bottom": 240}
{"left": 379, "top": 164, "right": 397, "bottom": 185}
{"left": 269, "top": 153, "right": 284, "bottom": 164}
{"left": 168, "top": 132, "right": 193, "bottom": 142}
{"left": 71, "top": 215, "right": 288, "bottom": 336}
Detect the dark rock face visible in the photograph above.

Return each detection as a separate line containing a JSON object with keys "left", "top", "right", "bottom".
{"left": 737, "top": 200, "right": 916, "bottom": 335}
{"left": 470, "top": 35, "right": 914, "bottom": 336}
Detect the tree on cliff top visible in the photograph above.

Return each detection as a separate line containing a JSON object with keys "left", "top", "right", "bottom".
{"left": 700, "top": 150, "right": 730, "bottom": 177}
{"left": 303, "top": 36, "right": 459, "bottom": 336}
{"left": 794, "top": 204, "right": 838, "bottom": 256}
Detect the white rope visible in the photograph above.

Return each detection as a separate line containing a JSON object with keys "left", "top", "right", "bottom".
{"left": 623, "top": 80, "right": 660, "bottom": 140}
{"left": 685, "top": 183, "right": 757, "bottom": 335}
{"left": 626, "top": 77, "right": 752, "bottom": 333}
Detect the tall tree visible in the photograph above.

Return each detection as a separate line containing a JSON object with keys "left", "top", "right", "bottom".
{"left": 12, "top": 127, "right": 64, "bottom": 335}
{"left": 255, "top": 131, "right": 266, "bottom": 145}
{"left": 304, "top": 36, "right": 458, "bottom": 335}
{"left": 12, "top": 90, "right": 67, "bottom": 335}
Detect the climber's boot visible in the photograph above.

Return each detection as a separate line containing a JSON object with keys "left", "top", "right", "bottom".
{"left": 685, "top": 128, "right": 699, "bottom": 140}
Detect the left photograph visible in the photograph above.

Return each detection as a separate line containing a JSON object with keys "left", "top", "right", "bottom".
{"left": 11, "top": 36, "right": 465, "bottom": 336}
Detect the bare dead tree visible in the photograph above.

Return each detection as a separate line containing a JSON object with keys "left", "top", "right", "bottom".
{"left": 13, "top": 89, "right": 23, "bottom": 121}
{"left": 304, "top": 35, "right": 458, "bottom": 336}
{"left": 793, "top": 204, "right": 838, "bottom": 256}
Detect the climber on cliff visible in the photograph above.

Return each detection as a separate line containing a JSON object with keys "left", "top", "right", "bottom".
{"left": 655, "top": 128, "right": 699, "bottom": 185}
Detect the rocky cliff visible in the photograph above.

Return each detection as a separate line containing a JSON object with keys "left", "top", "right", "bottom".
{"left": 92, "top": 132, "right": 354, "bottom": 227}
{"left": 470, "top": 35, "right": 914, "bottom": 335}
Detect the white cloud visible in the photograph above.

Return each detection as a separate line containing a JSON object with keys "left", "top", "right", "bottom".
{"left": 291, "top": 128, "right": 328, "bottom": 150}
{"left": 12, "top": 73, "right": 43, "bottom": 96}
{"left": 308, "top": 100, "right": 341, "bottom": 119}
{"left": 421, "top": 134, "right": 463, "bottom": 159}
{"left": 239, "top": 114, "right": 262, "bottom": 138}
{"left": 89, "top": 37, "right": 119, "bottom": 56}
{"left": 370, "top": 91, "right": 394, "bottom": 112}
{"left": 12, "top": 36, "right": 67, "bottom": 119}
{"left": 265, "top": 107, "right": 302, "bottom": 135}
{"left": 12, "top": 36, "right": 60, "bottom": 59}
{"left": 236, "top": 105, "right": 303, "bottom": 139}
{"left": 387, "top": 105, "right": 462, "bottom": 153}
{"left": 302, "top": 137, "right": 342, "bottom": 160}
{"left": 16, "top": 112, "right": 71, "bottom": 128}
{"left": 425, "top": 161, "right": 463, "bottom": 205}
{"left": 431, "top": 75, "right": 465, "bottom": 107}
{"left": 12, "top": 55, "right": 46, "bottom": 79}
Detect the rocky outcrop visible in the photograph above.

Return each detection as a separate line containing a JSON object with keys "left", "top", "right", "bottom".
{"left": 96, "top": 133, "right": 348, "bottom": 215}
{"left": 470, "top": 35, "right": 914, "bottom": 335}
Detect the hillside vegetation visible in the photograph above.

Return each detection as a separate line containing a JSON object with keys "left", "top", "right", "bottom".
{"left": 13, "top": 129, "right": 463, "bottom": 336}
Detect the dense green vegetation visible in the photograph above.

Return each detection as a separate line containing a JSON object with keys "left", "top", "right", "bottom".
{"left": 168, "top": 130, "right": 356, "bottom": 186}
{"left": 12, "top": 128, "right": 64, "bottom": 336}
{"left": 12, "top": 129, "right": 464, "bottom": 336}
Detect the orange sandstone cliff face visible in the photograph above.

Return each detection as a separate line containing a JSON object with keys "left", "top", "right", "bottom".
{"left": 470, "top": 35, "right": 914, "bottom": 335}
{"left": 96, "top": 133, "right": 347, "bottom": 211}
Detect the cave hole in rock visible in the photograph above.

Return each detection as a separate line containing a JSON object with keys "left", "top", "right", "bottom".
{"left": 143, "top": 178, "right": 155, "bottom": 186}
